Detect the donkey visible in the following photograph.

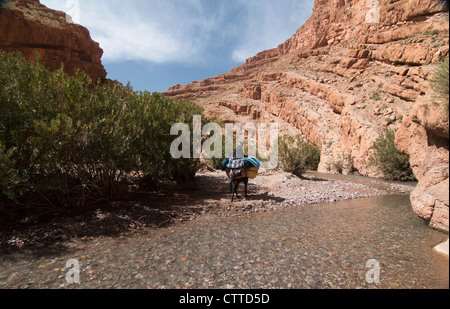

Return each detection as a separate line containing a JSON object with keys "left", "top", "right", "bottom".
{"left": 229, "top": 169, "right": 248, "bottom": 202}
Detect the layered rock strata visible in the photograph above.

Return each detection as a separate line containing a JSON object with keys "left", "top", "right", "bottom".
{"left": 0, "top": 0, "right": 106, "bottom": 81}
{"left": 163, "top": 0, "right": 449, "bottom": 230}
{"left": 396, "top": 92, "right": 449, "bottom": 232}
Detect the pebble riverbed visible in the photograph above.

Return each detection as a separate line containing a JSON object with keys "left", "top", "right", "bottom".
{"left": 0, "top": 172, "right": 448, "bottom": 289}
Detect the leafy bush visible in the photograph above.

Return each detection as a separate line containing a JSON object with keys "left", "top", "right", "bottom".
{"left": 423, "top": 29, "right": 440, "bottom": 36}
{"left": 331, "top": 154, "right": 358, "bottom": 175}
{"left": 0, "top": 51, "right": 203, "bottom": 210}
{"left": 370, "top": 91, "right": 382, "bottom": 101}
{"left": 369, "top": 128, "right": 415, "bottom": 181}
{"left": 278, "top": 135, "right": 321, "bottom": 177}
{"left": 431, "top": 56, "right": 449, "bottom": 113}
{"left": 332, "top": 160, "right": 344, "bottom": 174}
{"left": 202, "top": 117, "right": 227, "bottom": 170}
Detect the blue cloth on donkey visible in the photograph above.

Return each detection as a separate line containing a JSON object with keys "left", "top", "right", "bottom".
{"left": 227, "top": 158, "right": 245, "bottom": 169}
{"left": 222, "top": 157, "right": 261, "bottom": 171}
{"left": 244, "top": 157, "right": 261, "bottom": 168}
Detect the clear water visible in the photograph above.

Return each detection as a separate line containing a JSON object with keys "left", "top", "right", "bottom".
{"left": 1, "top": 176, "right": 447, "bottom": 289}
{"left": 150, "top": 193, "right": 449, "bottom": 289}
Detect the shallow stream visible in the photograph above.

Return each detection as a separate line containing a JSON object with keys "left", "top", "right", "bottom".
{"left": 147, "top": 193, "right": 449, "bottom": 289}
{"left": 1, "top": 174, "right": 448, "bottom": 289}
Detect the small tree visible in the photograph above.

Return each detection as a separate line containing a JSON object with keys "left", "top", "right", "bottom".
{"left": 278, "top": 135, "right": 321, "bottom": 177}
{"left": 369, "top": 128, "right": 416, "bottom": 181}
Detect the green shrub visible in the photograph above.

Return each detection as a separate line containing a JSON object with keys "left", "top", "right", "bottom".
{"left": 332, "top": 154, "right": 357, "bottom": 175}
{"left": 202, "top": 117, "right": 227, "bottom": 170}
{"left": 332, "top": 160, "right": 344, "bottom": 174}
{"left": 0, "top": 51, "right": 203, "bottom": 210}
{"left": 370, "top": 91, "right": 382, "bottom": 101}
{"left": 132, "top": 92, "right": 203, "bottom": 184}
{"left": 423, "top": 29, "right": 440, "bottom": 36}
{"left": 278, "top": 135, "right": 321, "bottom": 177}
{"left": 369, "top": 128, "right": 415, "bottom": 181}
{"left": 431, "top": 56, "right": 449, "bottom": 113}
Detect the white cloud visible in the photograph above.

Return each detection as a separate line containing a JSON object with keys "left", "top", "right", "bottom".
{"left": 40, "top": 0, "right": 314, "bottom": 65}
{"left": 40, "top": 0, "right": 225, "bottom": 64}
{"left": 83, "top": 2, "right": 182, "bottom": 63}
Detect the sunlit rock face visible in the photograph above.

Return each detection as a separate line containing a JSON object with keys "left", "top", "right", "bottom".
{"left": 0, "top": 0, "right": 106, "bottom": 82}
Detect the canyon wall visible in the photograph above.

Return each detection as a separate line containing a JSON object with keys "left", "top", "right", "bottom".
{"left": 0, "top": 0, "right": 106, "bottom": 81}
{"left": 163, "top": 0, "right": 449, "bottom": 231}
{"left": 396, "top": 91, "right": 449, "bottom": 232}
{"left": 1, "top": 0, "right": 447, "bottom": 231}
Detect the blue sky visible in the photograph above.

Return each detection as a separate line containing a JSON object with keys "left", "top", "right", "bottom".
{"left": 41, "top": 0, "right": 314, "bottom": 93}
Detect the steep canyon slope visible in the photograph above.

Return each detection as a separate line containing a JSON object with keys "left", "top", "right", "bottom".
{"left": 163, "top": 0, "right": 449, "bottom": 231}
{"left": 0, "top": 0, "right": 106, "bottom": 81}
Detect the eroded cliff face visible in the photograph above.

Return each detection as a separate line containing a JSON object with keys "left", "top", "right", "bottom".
{"left": 396, "top": 92, "right": 449, "bottom": 232}
{"left": 163, "top": 0, "right": 449, "bottom": 231}
{"left": 164, "top": 0, "right": 448, "bottom": 176}
{"left": 0, "top": 0, "right": 106, "bottom": 81}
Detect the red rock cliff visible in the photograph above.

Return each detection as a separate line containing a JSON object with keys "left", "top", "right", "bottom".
{"left": 163, "top": 0, "right": 449, "bottom": 231}
{"left": 0, "top": 0, "right": 106, "bottom": 81}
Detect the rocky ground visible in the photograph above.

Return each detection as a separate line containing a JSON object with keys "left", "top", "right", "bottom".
{"left": 0, "top": 170, "right": 414, "bottom": 252}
